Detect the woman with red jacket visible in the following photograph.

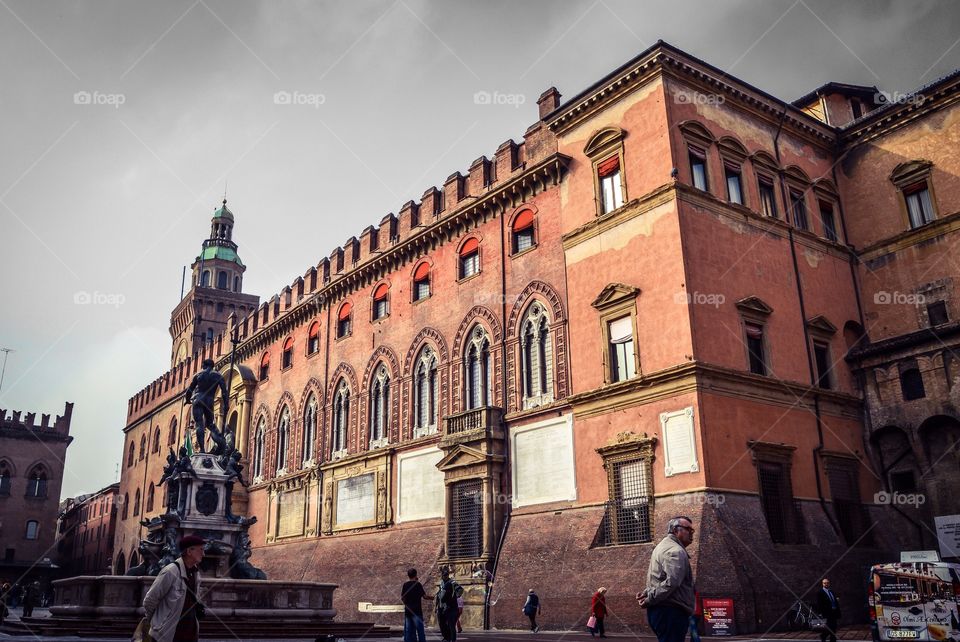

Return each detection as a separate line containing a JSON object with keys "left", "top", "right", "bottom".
{"left": 589, "top": 587, "right": 608, "bottom": 638}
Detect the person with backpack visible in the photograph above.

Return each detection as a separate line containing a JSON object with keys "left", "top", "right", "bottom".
{"left": 434, "top": 567, "right": 463, "bottom": 642}
{"left": 523, "top": 589, "right": 541, "bottom": 633}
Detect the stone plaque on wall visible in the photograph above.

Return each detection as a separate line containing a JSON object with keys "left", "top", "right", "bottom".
{"left": 277, "top": 489, "right": 305, "bottom": 538}
{"left": 511, "top": 415, "right": 576, "bottom": 507}
{"left": 397, "top": 447, "right": 444, "bottom": 522}
{"left": 660, "top": 407, "right": 699, "bottom": 476}
{"left": 336, "top": 473, "right": 375, "bottom": 525}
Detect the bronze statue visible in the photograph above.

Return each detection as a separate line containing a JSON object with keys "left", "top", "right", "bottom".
{"left": 183, "top": 358, "right": 228, "bottom": 453}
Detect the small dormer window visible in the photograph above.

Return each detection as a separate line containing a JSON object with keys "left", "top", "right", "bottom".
{"left": 851, "top": 99, "right": 863, "bottom": 120}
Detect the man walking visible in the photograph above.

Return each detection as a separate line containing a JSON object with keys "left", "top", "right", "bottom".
{"left": 401, "top": 568, "right": 431, "bottom": 642}
{"left": 637, "top": 516, "right": 696, "bottom": 642}
{"left": 141, "top": 535, "right": 206, "bottom": 642}
{"left": 816, "top": 578, "right": 841, "bottom": 642}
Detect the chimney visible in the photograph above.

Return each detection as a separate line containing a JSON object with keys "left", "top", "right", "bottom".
{"left": 537, "top": 87, "right": 561, "bottom": 120}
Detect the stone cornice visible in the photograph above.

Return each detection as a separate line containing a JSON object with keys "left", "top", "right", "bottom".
{"left": 230, "top": 153, "right": 570, "bottom": 364}
{"left": 546, "top": 44, "right": 836, "bottom": 148}
{"left": 857, "top": 209, "right": 960, "bottom": 263}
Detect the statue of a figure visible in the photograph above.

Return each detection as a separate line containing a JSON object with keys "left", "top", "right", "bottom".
{"left": 156, "top": 447, "right": 177, "bottom": 486}
{"left": 229, "top": 530, "right": 267, "bottom": 580}
{"left": 175, "top": 447, "right": 198, "bottom": 515}
{"left": 183, "top": 358, "right": 228, "bottom": 453}
{"left": 223, "top": 450, "right": 248, "bottom": 487}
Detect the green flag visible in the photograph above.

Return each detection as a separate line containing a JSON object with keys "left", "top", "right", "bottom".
{"left": 185, "top": 430, "right": 194, "bottom": 457}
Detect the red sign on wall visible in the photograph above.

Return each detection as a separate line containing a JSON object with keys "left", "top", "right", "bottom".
{"left": 703, "top": 598, "right": 737, "bottom": 636}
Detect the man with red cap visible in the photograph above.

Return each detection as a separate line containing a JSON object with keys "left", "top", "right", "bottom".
{"left": 141, "top": 535, "right": 206, "bottom": 642}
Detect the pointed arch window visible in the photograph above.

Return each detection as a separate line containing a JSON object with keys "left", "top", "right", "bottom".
{"left": 511, "top": 210, "right": 536, "bottom": 254}
{"left": 373, "top": 283, "right": 389, "bottom": 321}
{"left": 413, "top": 262, "right": 431, "bottom": 301}
{"left": 146, "top": 483, "right": 155, "bottom": 513}
{"left": 465, "top": 327, "right": 492, "bottom": 409}
{"left": 332, "top": 380, "right": 350, "bottom": 458}
{"left": 276, "top": 406, "right": 290, "bottom": 473}
{"left": 414, "top": 347, "right": 439, "bottom": 438}
{"left": 122, "top": 493, "right": 129, "bottom": 520}
{"left": 139, "top": 435, "right": 146, "bottom": 460}
{"left": 259, "top": 352, "right": 270, "bottom": 380}
{"left": 520, "top": 302, "right": 554, "bottom": 408}
{"left": 282, "top": 336, "right": 294, "bottom": 369}
{"left": 252, "top": 417, "right": 266, "bottom": 479}
{"left": 133, "top": 488, "right": 141, "bottom": 516}
{"left": 0, "top": 461, "right": 11, "bottom": 496}
{"left": 303, "top": 394, "right": 317, "bottom": 464}
{"left": 369, "top": 365, "right": 390, "bottom": 448}
{"left": 307, "top": 322, "right": 321, "bottom": 355}
{"left": 337, "top": 303, "right": 352, "bottom": 339}
{"left": 152, "top": 426, "right": 161, "bottom": 453}
{"left": 459, "top": 238, "right": 480, "bottom": 279}
{"left": 168, "top": 419, "right": 178, "bottom": 447}
{"left": 127, "top": 443, "right": 135, "bottom": 468}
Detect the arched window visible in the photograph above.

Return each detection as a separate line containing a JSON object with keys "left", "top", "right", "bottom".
{"left": 201, "top": 270, "right": 210, "bottom": 287}
{"left": 0, "top": 460, "right": 12, "bottom": 496}
{"left": 152, "top": 426, "right": 161, "bottom": 453}
{"left": 413, "top": 347, "right": 439, "bottom": 438}
{"left": 282, "top": 337, "right": 294, "bottom": 369}
{"left": 139, "top": 435, "right": 146, "bottom": 460}
{"left": 206, "top": 327, "right": 214, "bottom": 343}
{"left": 115, "top": 551, "right": 126, "bottom": 575}
{"left": 259, "top": 352, "right": 270, "bottom": 380}
{"left": 332, "top": 380, "right": 350, "bottom": 456}
{"left": 253, "top": 417, "right": 266, "bottom": 479}
{"left": 146, "top": 483, "right": 155, "bottom": 513}
{"left": 217, "top": 270, "right": 228, "bottom": 289}
{"left": 458, "top": 237, "right": 480, "bottom": 279}
{"left": 168, "top": 418, "right": 178, "bottom": 447}
{"left": 900, "top": 363, "right": 926, "bottom": 400}
{"left": 25, "top": 465, "right": 48, "bottom": 498}
{"left": 520, "top": 302, "right": 554, "bottom": 408}
{"left": 413, "top": 262, "right": 431, "bottom": 301}
{"left": 337, "top": 303, "right": 352, "bottom": 339}
{"left": 372, "top": 283, "right": 389, "bottom": 321}
{"left": 25, "top": 520, "right": 39, "bottom": 540}
{"left": 127, "top": 442, "right": 135, "bottom": 467}
{"left": 465, "top": 326, "right": 491, "bottom": 409}
{"left": 276, "top": 406, "right": 290, "bottom": 472}
{"left": 369, "top": 364, "right": 390, "bottom": 447}
{"left": 511, "top": 210, "right": 536, "bottom": 254}
{"left": 307, "top": 322, "right": 320, "bottom": 355}
{"left": 234, "top": 276, "right": 240, "bottom": 292}
{"left": 122, "top": 493, "right": 129, "bottom": 520}
{"left": 133, "top": 489, "right": 141, "bottom": 516}
{"left": 303, "top": 394, "right": 318, "bottom": 464}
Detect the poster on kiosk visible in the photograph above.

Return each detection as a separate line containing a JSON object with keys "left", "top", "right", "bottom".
{"left": 869, "top": 556, "right": 960, "bottom": 642}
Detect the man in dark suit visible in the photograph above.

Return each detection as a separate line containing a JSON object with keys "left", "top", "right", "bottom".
{"left": 816, "top": 578, "right": 841, "bottom": 642}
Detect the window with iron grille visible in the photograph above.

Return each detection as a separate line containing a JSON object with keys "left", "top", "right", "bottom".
{"left": 826, "top": 463, "right": 872, "bottom": 547}
{"left": 447, "top": 479, "right": 483, "bottom": 559}
{"left": 757, "top": 461, "right": 806, "bottom": 544}
{"left": 600, "top": 457, "right": 653, "bottom": 546}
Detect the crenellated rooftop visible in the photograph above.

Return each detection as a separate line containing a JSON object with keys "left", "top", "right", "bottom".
{"left": 0, "top": 401, "right": 74, "bottom": 439}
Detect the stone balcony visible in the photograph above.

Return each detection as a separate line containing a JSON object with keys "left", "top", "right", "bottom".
{"left": 440, "top": 406, "right": 503, "bottom": 446}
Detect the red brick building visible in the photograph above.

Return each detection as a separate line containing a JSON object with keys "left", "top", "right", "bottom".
{"left": 115, "top": 42, "right": 960, "bottom": 633}
{"left": 56, "top": 483, "right": 119, "bottom": 577}
{"left": 0, "top": 402, "right": 73, "bottom": 587}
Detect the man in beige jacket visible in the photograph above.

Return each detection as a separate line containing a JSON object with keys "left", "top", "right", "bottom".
{"left": 142, "top": 535, "right": 205, "bottom": 642}
{"left": 636, "top": 516, "right": 696, "bottom": 642}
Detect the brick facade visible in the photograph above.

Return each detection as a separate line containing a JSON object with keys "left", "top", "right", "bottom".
{"left": 56, "top": 483, "right": 119, "bottom": 576}
{"left": 114, "top": 42, "right": 960, "bottom": 633}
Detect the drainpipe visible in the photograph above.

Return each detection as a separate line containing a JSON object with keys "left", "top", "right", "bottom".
{"left": 772, "top": 110, "right": 838, "bottom": 535}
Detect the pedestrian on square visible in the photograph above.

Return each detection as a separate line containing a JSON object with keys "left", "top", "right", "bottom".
{"left": 588, "top": 587, "right": 607, "bottom": 638}
{"left": 0, "top": 582, "right": 10, "bottom": 626}
{"left": 636, "top": 516, "right": 696, "bottom": 642}
{"left": 435, "top": 567, "right": 463, "bottom": 642}
{"left": 138, "top": 534, "right": 206, "bottom": 642}
{"left": 522, "top": 589, "right": 541, "bottom": 633}
{"left": 21, "top": 582, "right": 39, "bottom": 618}
{"left": 400, "top": 568, "right": 432, "bottom": 642}
{"left": 815, "top": 578, "right": 841, "bottom": 642}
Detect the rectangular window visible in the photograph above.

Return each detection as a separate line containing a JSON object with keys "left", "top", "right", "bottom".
{"left": 373, "top": 298, "right": 388, "bottom": 320}
{"left": 460, "top": 252, "right": 479, "bottom": 279}
{"left": 601, "top": 458, "right": 653, "bottom": 545}
{"left": 851, "top": 99, "right": 863, "bottom": 120}
{"left": 745, "top": 323, "right": 767, "bottom": 376}
{"left": 337, "top": 317, "right": 350, "bottom": 338}
{"left": 414, "top": 279, "right": 430, "bottom": 301}
{"left": 904, "top": 182, "right": 935, "bottom": 228}
{"left": 598, "top": 156, "right": 624, "bottom": 214}
{"left": 725, "top": 165, "right": 743, "bottom": 205}
{"left": 447, "top": 479, "right": 483, "bottom": 559}
{"left": 608, "top": 315, "right": 636, "bottom": 382}
{"left": 927, "top": 300, "right": 949, "bottom": 326}
{"left": 689, "top": 148, "right": 708, "bottom": 191}
{"left": 757, "top": 461, "right": 806, "bottom": 544}
{"left": 819, "top": 201, "right": 838, "bottom": 242}
{"left": 813, "top": 342, "right": 832, "bottom": 389}
{"left": 758, "top": 177, "right": 777, "bottom": 217}
{"left": 790, "top": 190, "right": 808, "bottom": 230}
{"left": 513, "top": 228, "right": 535, "bottom": 253}
{"left": 826, "top": 464, "right": 872, "bottom": 546}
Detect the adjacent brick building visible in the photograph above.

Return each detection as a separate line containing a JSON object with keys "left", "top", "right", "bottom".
{"left": 114, "top": 41, "right": 960, "bottom": 633}
{"left": 56, "top": 482, "right": 119, "bottom": 576}
{"left": 0, "top": 402, "right": 73, "bottom": 587}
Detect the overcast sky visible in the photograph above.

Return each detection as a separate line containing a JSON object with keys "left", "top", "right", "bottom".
{"left": 1, "top": 0, "right": 958, "bottom": 501}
